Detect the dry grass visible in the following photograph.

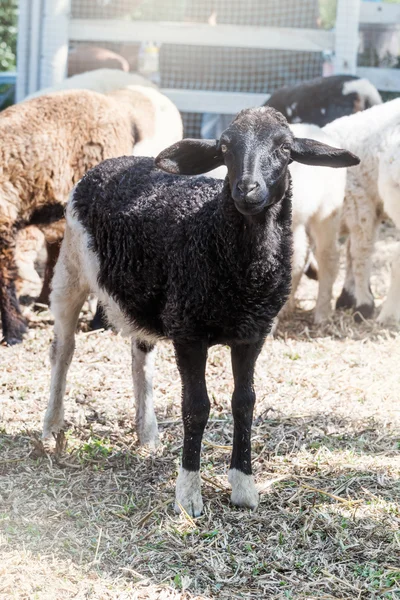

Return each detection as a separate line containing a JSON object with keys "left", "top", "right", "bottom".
{"left": 1, "top": 223, "right": 400, "bottom": 599}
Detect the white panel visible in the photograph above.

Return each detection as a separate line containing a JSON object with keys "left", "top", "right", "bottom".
{"left": 334, "top": 0, "right": 361, "bottom": 74}
{"left": 161, "top": 89, "right": 269, "bottom": 114}
{"left": 40, "top": 0, "right": 70, "bottom": 89}
{"left": 360, "top": 1, "right": 400, "bottom": 24}
{"left": 357, "top": 67, "right": 400, "bottom": 92}
{"left": 69, "top": 20, "right": 334, "bottom": 52}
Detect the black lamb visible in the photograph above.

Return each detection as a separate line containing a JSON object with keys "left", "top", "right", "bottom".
{"left": 43, "top": 107, "right": 359, "bottom": 516}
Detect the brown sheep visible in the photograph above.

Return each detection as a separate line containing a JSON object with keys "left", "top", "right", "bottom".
{"left": 67, "top": 46, "right": 130, "bottom": 77}
{"left": 0, "top": 89, "right": 138, "bottom": 345}
{"left": 14, "top": 76, "right": 183, "bottom": 320}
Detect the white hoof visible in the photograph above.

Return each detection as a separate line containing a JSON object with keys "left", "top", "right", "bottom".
{"left": 42, "top": 410, "right": 64, "bottom": 440}
{"left": 137, "top": 419, "right": 160, "bottom": 449}
{"left": 174, "top": 468, "right": 203, "bottom": 517}
{"left": 228, "top": 469, "right": 259, "bottom": 510}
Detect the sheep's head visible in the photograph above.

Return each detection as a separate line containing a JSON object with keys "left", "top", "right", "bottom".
{"left": 155, "top": 107, "right": 359, "bottom": 217}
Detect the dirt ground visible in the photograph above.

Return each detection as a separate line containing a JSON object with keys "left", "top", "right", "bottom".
{"left": 1, "top": 223, "right": 400, "bottom": 600}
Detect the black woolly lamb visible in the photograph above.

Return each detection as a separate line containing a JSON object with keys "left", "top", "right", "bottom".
{"left": 43, "top": 107, "right": 359, "bottom": 516}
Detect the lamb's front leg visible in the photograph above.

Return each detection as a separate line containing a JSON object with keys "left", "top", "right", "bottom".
{"left": 174, "top": 341, "right": 209, "bottom": 517}
{"left": 229, "top": 341, "right": 263, "bottom": 510}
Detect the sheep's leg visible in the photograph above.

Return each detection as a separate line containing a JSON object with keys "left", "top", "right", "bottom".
{"left": 349, "top": 219, "right": 378, "bottom": 321}
{"left": 278, "top": 224, "right": 308, "bottom": 320}
{"left": 336, "top": 238, "right": 356, "bottom": 310}
{"left": 228, "top": 340, "right": 263, "bottom": 510}
{"left": 378, "top": 243, "right": 400, "bottom": 324}
{"left": 36, "top": 239, "right": 62, "bottom": 306}
{"left": 131, "top": 338, "right": 159, "bottom": 448}
{"left": 174, "top": 341, "right": 209, "bottom": 517}
{"left": 43, "top": 236, "right": 88, "bottom": 439}
{"left": 0, "top": 227, "right": 27, "bottom": 345}
{"left": 336, "top": 187, "right": 377, "bottom": 320}
{"left": 310, "top": 212, "right": 340, "bottom": 324}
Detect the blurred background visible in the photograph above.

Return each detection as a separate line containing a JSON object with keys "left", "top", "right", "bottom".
{"left": 1, "top": 0, "right": 400, "bottom": 135}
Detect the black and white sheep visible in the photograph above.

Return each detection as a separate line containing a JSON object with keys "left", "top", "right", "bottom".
{"left": 43, "top": 107, "right": 358, "bottom": 516}
{"left": 265, "top": 74, "right": 382, "bottom": 127}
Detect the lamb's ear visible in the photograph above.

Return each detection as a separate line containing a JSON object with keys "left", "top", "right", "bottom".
{"left": 155, "top": 139, "right": 224, "bottom": 175}
{"left": 291, "top": 137, "right": 360, "bottom": 168}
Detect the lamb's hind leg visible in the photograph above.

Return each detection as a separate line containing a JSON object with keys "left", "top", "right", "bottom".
{"left": 43, "top": 230, "right": 88, "bottom": 439}
{"left": 131, "top": 338, "right": 159, "bottom": 448}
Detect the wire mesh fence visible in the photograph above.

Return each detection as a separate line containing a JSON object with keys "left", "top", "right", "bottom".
{"left": 69, "top": 0, "right": 332, "bottom": 136}
{"left": 71, "top": 0, "right": 321, "bottom": 26}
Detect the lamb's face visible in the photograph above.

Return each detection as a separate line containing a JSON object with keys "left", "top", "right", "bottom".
{"left": 219, "top": 107, "right": 293, "bottom": 216}
{"left": 155, "top": 108, "right": 359, "bottom": 215}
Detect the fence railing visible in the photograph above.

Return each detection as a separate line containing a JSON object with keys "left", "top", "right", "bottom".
{"left": 16, "top": 0, "right": 400, "bottom": 109}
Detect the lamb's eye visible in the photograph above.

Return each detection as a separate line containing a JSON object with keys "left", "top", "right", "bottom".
{"left": 281, "top": 144, "right": 291, "bottom": 152}
{"left": 221, "top": 144, "right": 228, "bottom": 153}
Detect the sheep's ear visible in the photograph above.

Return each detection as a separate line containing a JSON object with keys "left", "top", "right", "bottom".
{"left": 155, "top": 139, "right": 224, "bottom": 175}
{"left": 291, "top": 138, "right": 360, "bottom": 168}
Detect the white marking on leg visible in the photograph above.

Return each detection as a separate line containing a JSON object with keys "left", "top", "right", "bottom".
{"left": 174, "top": 467, "right": 203, "bottom": 517}
{"left": 43, "top": 220, "right": 88, "bottom": 439}
{"left": 131, "top": 339, "right": 159, "bottom": 448}
{"left": 228, "top": 468, "right": 259, "bottom": 510}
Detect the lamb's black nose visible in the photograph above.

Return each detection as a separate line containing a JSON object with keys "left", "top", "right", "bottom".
{"left": 237, "top": 181, "right": 259, "bottom": 196}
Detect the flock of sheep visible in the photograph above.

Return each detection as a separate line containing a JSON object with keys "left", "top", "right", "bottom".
{"left": 1, "top": 68, "right": 399, "bottom": 516}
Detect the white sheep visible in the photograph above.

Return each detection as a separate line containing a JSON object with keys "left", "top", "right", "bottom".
{"left": 376, "top": 135, "right": 400, "bottom": 324}
{"left": 283, "top": 123, "right": 348, "bottom": 323}
{"left": 323, "top": 99, "right": 400, "bottom": 323}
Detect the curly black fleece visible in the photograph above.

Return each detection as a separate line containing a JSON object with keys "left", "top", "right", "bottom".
{"left": 73, "top": 156, "right": 292, "bottom": 346}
